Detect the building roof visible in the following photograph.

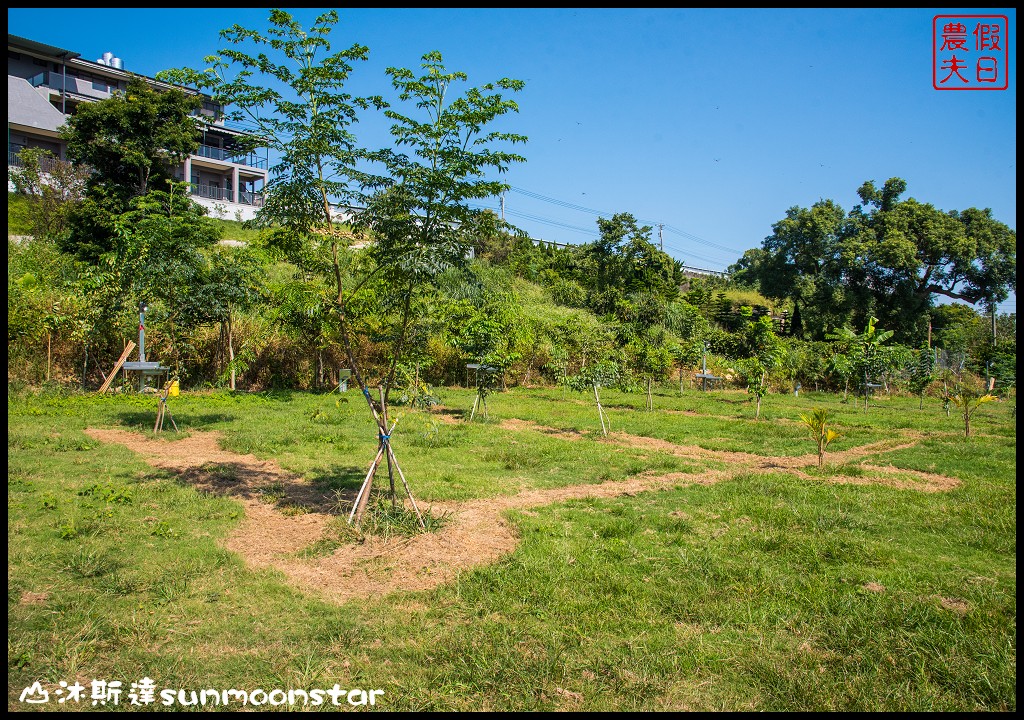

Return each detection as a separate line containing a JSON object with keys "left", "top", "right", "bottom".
{"left": 8, "top": 75, "right": 66, "bottom": 133}
{"left": 8, "top": 33, "right": 80, "bottom": 61}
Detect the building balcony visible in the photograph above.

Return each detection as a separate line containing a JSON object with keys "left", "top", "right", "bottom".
{"left": 190, "top": 183, "right": 263, "bottom": 207}
{"left": 8, "top": 148, "right": 62, "bottom": 173}
{"left": 194, "top": 143, "right": 267, "bottom": 170}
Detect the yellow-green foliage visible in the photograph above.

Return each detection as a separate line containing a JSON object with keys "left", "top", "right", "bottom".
{"left": 799, "top": 407, "right": 841, "bottom": 468}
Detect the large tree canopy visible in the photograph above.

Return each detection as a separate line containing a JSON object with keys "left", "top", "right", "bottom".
{"left": 59, "top": 77, "right": 202, "bottom": 264}
{"left": 62, "top": 77, "right": 201, "bottom": 200}
{"left": 739, "top": 178, "right": 1016, "bottom": 344}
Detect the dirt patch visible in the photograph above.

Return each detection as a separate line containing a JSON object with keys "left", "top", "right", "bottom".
{"left": 83, "top": 428, "right": 336, "bottom": 511}
{"left": 85, "top": 421, "right": 958, "bottom": 604}
{"left": 500, "top": 418, "right": 587, "bottom": 441}
{"left": 863, "top": 582, "right": 886, "bottom": 593}
{"left": 938, "top": 596, "right": 970, "bottom": 614}
{"left": 428, "top": 406, "right": 463, "bottom": 424}
{"left": 19, "top": 591, "right": 49, "bottom": 605}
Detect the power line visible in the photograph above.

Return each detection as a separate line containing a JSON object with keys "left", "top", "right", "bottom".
{"left": 508, "top": 185, "right": 747, "bottom": 260}
{"left": 471, "top": 198, "right": 733, "bottom": 269}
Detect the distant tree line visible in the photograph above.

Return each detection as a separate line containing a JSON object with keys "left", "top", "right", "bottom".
{"left": 7, "top": 11, "right": 1015, "bottom": 414}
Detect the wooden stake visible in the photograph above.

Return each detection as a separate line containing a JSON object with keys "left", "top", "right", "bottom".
{"left": 98, "top": 341, "right": 136, "bottom": 394}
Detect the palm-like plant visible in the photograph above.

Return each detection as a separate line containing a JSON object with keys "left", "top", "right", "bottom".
{"left": 800, "top": 408, "right": 841, "bottom": 469}
{"left": 948, "top": 383, "right": 998, "bottom": 437}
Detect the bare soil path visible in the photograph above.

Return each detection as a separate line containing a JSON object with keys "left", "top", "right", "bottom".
{"left": 84, "top": 422, "right": 957, "bottom": 604}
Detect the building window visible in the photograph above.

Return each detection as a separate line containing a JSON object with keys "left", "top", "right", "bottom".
{"left": 92, "top": 80, "right": 109, "bottom": 92}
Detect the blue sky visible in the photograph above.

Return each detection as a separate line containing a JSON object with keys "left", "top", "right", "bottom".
{"left": 8, "top": 7, "right": 1017, "bottom": 313}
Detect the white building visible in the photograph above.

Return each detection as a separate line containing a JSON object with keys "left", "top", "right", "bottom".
{"left": 7, "top": 33, "right": 269, "bottom": 221}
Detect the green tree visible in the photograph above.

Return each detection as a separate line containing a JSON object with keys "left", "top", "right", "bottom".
{"left": 99, "top": 183, "right": 225, "bottom": 377}
{"left": 353, "top": 50, "right": 526, "bottom": 414}
{"left": 207, "top": 246, "right": 266, "bottom": 390}
{"left": 60, "top": 77, "right": 202, "bottom": 264}
{"left": 908, "top": 346, "right": 937, "bottom": 410}
{"left": 741, "top": 199, "right": 850, "bottom": 339}
{"left": 739, "top": 315, "right": 784, "bottom": 419}
{"left": 827, "top": 316, "right": 895, "bottom": 411}
{"left": 161, "top": 9, "right": 382, "bottom": 238}
{"left": 748, "top": 179, "right": 1016, "bottom": 344}
{"left": 948, "top": 382, "right": 998, "bottom": 437}
{"left": 583, "top": 213, "right": 680, "bottom": 314}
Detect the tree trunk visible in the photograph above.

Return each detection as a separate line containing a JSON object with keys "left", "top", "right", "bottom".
{"left": 227, "top": 312, "right": 236, "bottom": 391}
{"left": 81, "top": 341, "right": 88, "bottom": 389}
{"left": 46, "top": 333, "right": 51, "bottom": 382}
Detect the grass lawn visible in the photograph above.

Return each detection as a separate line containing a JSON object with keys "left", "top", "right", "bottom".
{"left": 7, "top": 383, "right": 1016, "bottom": 711}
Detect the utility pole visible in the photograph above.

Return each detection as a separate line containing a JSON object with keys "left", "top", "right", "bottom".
{"left": 658, "top": 224, "right": 664, "bottom": 252}
{"left": 991, "top": 304, "right": 997, "bottom": 348}
{"left": 500, "top": 194, "right": 505, "bottom": 222}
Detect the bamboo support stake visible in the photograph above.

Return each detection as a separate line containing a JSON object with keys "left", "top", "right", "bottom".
{"left": 349, "top": 445, "right": 385, "bottom": 525}
{"left": 593, "top": 384, "right": 607, "bottom": 436}
{"left": 380, "top": 386, "right": 397, "bottom": 508}
{"left": 386, "top": 443, "right": 426, "bottom": 529}
{"left": 349, "top": 418, "right": 399, "bottom": 525}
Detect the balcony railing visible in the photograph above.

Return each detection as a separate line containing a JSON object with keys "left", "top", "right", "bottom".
{"left": 8, "top": 149, "right": 63, "bottom": 173}
{"left": 190, "top": 184, "right": 264, "bottom": 206}
{"left": 195, "top": 144, "right": 267, "bottom": 169}
{"left": 190, "top": 184, "right": 233, "bottom": 203}
{"left": 238, "top": 190, "right": 265, "bottom": 207}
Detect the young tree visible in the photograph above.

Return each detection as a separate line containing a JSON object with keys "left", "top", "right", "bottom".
{"left": 159, "top": 9, "right": 380, "bottom": 237}
{"left": 799, "top": 408, "right": 842, "bottom": 469}
{"left": 828, "top": 316, "right": 894, "bottom": 412}
{"left": 339, "top": 50, "right": 525, "bottom": 519}
{"left": 740, "top": 314, "right": 784, "bottom": 419}
{"left": 207, "top": 245, "right": 266, "bottom": 390}
{"left": 948, "top": 382, "right": 998, "bottom": 437}
{"left": 908, "top": 345, "right": 937, "bottom": 410}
